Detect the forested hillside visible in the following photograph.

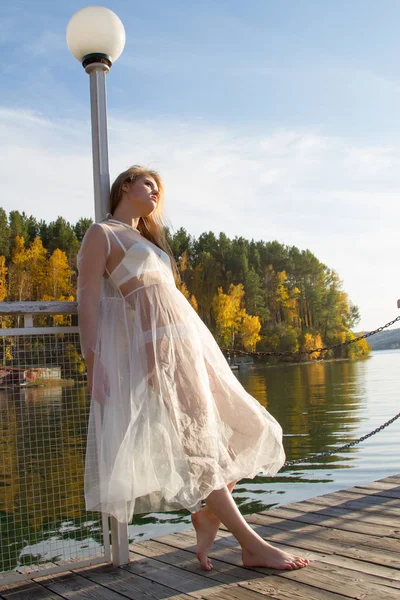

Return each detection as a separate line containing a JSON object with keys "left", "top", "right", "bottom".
{"left": 367, "top": 328, "right": 400, "bottom": 351}
{"left": 0, "top": 208, "right": 370, "bottom": 360}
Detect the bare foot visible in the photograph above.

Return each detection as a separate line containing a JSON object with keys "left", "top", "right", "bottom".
{"left": 242, "top": 542, "right": 309, "bottom": 570}
{"left": 191, "top": 508, "right": 221, "bottom": 571}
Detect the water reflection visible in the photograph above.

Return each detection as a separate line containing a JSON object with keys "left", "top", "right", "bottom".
{"left": 1, "top": 352, "right": 399, "bottom": 573}
{"left": 0, "top": 385, "right": 103, "bottom": 573}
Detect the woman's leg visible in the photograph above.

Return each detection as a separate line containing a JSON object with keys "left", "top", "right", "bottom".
{"left": 203, "top": 485, "right": 309, "bottom": 571}
{"left": 191, "top": 480, "right": 238, "bottom": 570}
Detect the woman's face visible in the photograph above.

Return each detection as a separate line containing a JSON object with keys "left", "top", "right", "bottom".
{"left": 123, "top": 175, "right": 160, "bottom": 216}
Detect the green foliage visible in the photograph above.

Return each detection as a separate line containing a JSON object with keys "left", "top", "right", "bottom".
{"left": 0, "top": 208, "right": 10, "bottom": 259}
{"left": 44, "top": 217, "right": 80, "bottom": 266}
{"left": 0, "top": 207, "right": 369, "bottom": 361}
{"left": 172, "top": 230, "right": 369, "bottom": 360}
{"left": 9, "top": 210, "right": 31, "bottom": 249}
{"left": 73, "top": 217, "right": 93, "bottom": 243}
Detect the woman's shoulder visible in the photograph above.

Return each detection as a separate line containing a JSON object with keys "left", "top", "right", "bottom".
{"left": 87, "top": 220, "right": 126, "bottom": 238}
{"left": 79, "top": 222, "right": 110, "bottom": 257}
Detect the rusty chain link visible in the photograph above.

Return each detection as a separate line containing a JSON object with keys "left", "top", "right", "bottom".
{"left": 222, "top": 315, "right": 400, "bottom": 358}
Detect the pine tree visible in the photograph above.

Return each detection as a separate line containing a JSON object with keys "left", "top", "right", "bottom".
{"left": 0, "top": 208, "right": 10, "bottom": 259}
{"left": 73, "top": 218, "right": 93, "bottom": 243}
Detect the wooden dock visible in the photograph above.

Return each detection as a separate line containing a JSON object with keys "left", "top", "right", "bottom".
{"left": 1, "top": 474, "right": 400, "bottom": 599}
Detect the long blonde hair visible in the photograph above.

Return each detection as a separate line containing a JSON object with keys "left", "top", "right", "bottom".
{"left": 109, "top": 165, "right": 180, "bottom": 283}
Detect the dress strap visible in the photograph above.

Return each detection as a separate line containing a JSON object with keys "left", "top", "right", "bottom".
{"left": 101, "top": 223, "right": 127, "bottom": 252}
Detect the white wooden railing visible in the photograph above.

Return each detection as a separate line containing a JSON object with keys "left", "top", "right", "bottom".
{"left": 0, "top": 301, "right": 129, "bottom": 584}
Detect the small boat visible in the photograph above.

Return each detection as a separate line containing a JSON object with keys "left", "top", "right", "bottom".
{"left": 231, "top": 357, "right": 255, "bottom": 369}
{"left": 0, "top": 367, "right": 62, "bottom": 388}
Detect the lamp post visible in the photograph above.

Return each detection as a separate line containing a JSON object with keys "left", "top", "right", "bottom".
{"left": 66, "top": 6, "right": 129, "bottom": 567}
{"left": 66, "top": 6, "right": 125, "bottom": 221}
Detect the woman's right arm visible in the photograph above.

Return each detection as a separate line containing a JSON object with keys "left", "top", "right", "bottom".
{"left": 77, "top": 224, "right": 109, "bottom": 395}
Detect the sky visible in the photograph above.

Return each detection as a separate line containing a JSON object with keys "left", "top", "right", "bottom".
{"left": 1, "top": 0, "right": 400, "bottom": 331}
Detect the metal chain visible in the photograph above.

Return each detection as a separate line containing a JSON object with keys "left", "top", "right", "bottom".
{"left": 283, "top": 410, "right": 400, "bottom": 467}
{"left": 223, "top": 315, "right": 400, "bottom": 358}
{"left": 222, "top": 316, "right": 400, "bottom": 465}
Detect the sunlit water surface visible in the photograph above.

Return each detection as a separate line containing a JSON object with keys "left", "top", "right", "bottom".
{"left": 1, "top": 350, "right": 398, "bottom": 569}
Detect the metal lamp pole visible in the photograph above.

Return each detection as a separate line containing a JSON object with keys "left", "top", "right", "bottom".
{"left": 85, "top": 57, "right": 111, "bottom": 222}
{"left": 66, "top": 6, "right": 126, "bottom": 221}
{"left": 66, "top": 6, "right": 129, "bottom": 566}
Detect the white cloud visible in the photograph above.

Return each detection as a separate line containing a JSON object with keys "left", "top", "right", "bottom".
{"left": 1, "top": 106, "right": 399, "bottom": 331}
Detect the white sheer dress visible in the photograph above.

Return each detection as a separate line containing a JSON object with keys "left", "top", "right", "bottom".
{"left": 77, "top": 218, "right": 285, "bottom": 523}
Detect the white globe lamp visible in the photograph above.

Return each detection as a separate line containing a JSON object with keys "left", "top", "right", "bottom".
{"left": 66, "top": 6, "right": 126, "bottom": 71}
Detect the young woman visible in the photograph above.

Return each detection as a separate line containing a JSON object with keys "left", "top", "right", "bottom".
{"left": 77, "top": 165, "right": 309, "bottom": 572}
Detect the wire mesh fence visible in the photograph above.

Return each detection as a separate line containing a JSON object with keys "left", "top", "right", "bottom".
{"left": 0, "top": 316, "right": 111, "bottom": 584}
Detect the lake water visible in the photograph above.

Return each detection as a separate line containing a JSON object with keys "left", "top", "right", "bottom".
{"left": 130, "top": 349, "right": 400, "bottom": 541}
{"left": 1, "top": 349, "right": 399, "bottom": 570}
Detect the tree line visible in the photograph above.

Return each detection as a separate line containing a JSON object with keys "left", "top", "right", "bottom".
{"left": 0, "top": 208, "right": 370, "bottom": 360}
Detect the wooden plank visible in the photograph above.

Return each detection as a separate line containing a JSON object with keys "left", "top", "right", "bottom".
{"left": 73, "top": 564, "right": 194, "bottom": 599}
{"left": 245, "top": 511, "right": 400, "bottom": 552}
{"left": 299, "top": 490, "right": 400, "bottom": 514}
{"left": 149, "top": 531, "right": 244, "bottom": 568}
{"left": 335, "top": 545, "right": 400, "bottom": 570}
{"left": 318, "top": 487, "right": 400, "bottom": 505}
{"left": 356, "top": 480, "right": 400, "bottom": 491}
{"left": 160, "top": 518, "right": 400, "bottom": 574}
{"left": 282, "top": 499, "right": 400, "bottom": 526}
{"left": 242, "top": 515, "right": 400, "bottom": 554}
{"left": 152, "top": 530, "right": 313, "bottom": 567}
{"left": 201, "top": 586, "right": 275, "bottom": 600}
{"left": 238, "top": 578, "right": 348, "bottom": 600}
{"left": 135, "top": 537, "right": 349, "bottom": 599}
{"left": 274, "top": 559, "right": 400, "bottom": 600}
{"left": 143, "top": 530, "right": 400, "bottom": 599}
{"left": 125, "top": 552, "right": 227, "bottom": 598}
{"left": 0, "top": 581, "right": 60, "bottom": 600}
{"left": 259, "top": 506, "right": 397, "bottom": 537}
{"left": 34, "top": 571, "right": 126, "bottom": 600}
{"left": 0, "top": 301, "right": 77, "bottom": 315}
{"left": 164, "top": 526, "right": 400, "bottom": 576}
{"left": 2, "top": 476, "right": 400, "bottom": 600}
{"left": 130, "top": 539, "right": 244, "bottom": 584}
{"left": 312, "top": 551, "right": 400, "bottom": 583}
{"left": 343, "top": 485, "right": 400, "bottom": 499}
{"left": 378, "top": 475, "right": 400, "bottom": 484}
{"left": 255, "top": 520, "right": 400, "bottom": 566}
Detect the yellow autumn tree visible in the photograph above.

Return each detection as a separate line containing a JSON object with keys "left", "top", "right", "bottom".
{"left": 302, "top": 332, "right": 323, "bottom": 360}
{"left": 42, "top": 248, "right": 73, "bottom": 326}
{"left": 211, "top": 283, "right": 246, "bottom": 347}
{"left": 26, "top": 236, "right": 47, "bottom": 301}
{"left": 8, "top": 236, "right": 29, "bottom": 301}
{"left": 176, "top": 280, "right": 199, "bottom": 313}
{"left": 264, "top": 266, "right": 296, "bottom": 325}
{"left": 45, "top": 248, "right": 72, "bottom": 300}
{"left": 177, "top": 280, "right": 190, "bottom": 300}
{"left": 212, "top": 287, "right": 234, "bottom": 346}
{"left": 0, "top": 256, "right": 7, "bottom": 302}
{"left": 284, "top": 286, "right": 301, "bottom": 327}
{"left": 0, "top": 255, "right": 12, "bottom": 329}
{"left": 189, "top": 294, "right": 198, "bottom": 313}
{"left": 346, "top": 332, "right": 371, "bottom": 358}
{"left": 240, "top": 313, "right": 261, "bottom": 351}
